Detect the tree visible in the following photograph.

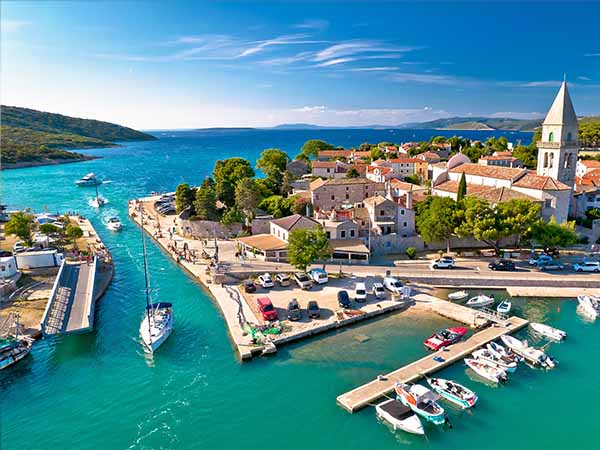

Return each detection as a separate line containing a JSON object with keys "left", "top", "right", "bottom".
{"left": 280, "top": 171, "right": 293, "bottom": 195}
{"left": 496, "top": 199, "right": 541, "bottom": 245}
{"left": 220, "top": 208, "right": 243, "bottom": 225}
{"left": 415, "top": 196, "right": 459, "bottom": 252}
{"left": 531, "top": 217, "right": 578, "bottom": 249}
{"left": 39, "top": 223, "right": 61, "bottom": 235}
{"left": 370, "top": 147, "right": 385, "bottom": 161}
{"left": 346, "top": 167, "right": 360, "bottom": 178}
{"left": 258, "top": 195, "right": 293, "bottom": 218}
{"left": 256, "top": 148, "right": 289, "bottom": 194}
{"left": 194, "top": 177, "right": 218, "bottom": 221}
{"left": 234, "top": 177, "right": 261, "bottom": 222}
{"left": 287, "top": 228, "right": 331, "bottom": 272}
{"left": 404, "top": 174, "right": 421, "bottom": 185}
{"left": 457, "top": 172, "right": 467, "bottom": 202}
{"left": 212, "top": 158, "right": 255, "bottom": 207}
{"left": 297, "top": 139, "right": 334, "bottom": 160}
{"left": 175, "top": 183, "right": 195, "bottom": 214}
{"left": 65, "top": 224, "right": 83, "bottom": 247}
{"left": 290, "top": 195, "right": 310, "bottom": 215}
{"left": 4, "top": 211, "right": 34, "bottom": 245}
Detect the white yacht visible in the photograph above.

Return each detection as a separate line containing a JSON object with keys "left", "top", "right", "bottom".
{"left": 106, "top": 217, "right": 122, "bottom": 231}
{"left": 577, "top": 295, "right": 600, "bottom": 319}
{"left": 140, "top": 302, "right": 173, "bottom": 352}
{"left": 375, "top": 398, "right": 425, "bottom": 435}
{"left": 75, "top": 173, "right": 101, "bottom": 187}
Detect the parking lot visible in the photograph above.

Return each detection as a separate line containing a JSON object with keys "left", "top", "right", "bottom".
{"left": 239, "top": 273, "right": 406, "bottom": 337}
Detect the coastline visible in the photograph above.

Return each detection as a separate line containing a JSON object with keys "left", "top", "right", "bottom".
{"left": 1, "top": 154, "right": 99, "bottom": 170}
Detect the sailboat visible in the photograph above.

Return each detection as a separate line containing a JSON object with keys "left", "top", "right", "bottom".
{"left": 139, "top": 210, "right": 173, "bottom": 353}
{"left": 0, "top": 313, "right": 32, "bottom": 370}
{"left": 90, "top": 184, "right": 106, "bottom": 208}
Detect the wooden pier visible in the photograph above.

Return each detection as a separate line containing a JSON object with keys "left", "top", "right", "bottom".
{"left": 336, "top": 315, "right": 528, "bottom": 413}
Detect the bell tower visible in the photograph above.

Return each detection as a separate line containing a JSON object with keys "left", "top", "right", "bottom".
{"left": 536, "top": 80, "right": 578, "bottom": 186}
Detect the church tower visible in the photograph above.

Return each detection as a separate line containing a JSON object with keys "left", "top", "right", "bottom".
{"left": 536, "top": 80, "right": 578, "bottom": 186}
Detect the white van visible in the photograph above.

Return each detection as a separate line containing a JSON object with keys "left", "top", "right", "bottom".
{"left": 355, "top": 282, "right": 367, "bottom": 302}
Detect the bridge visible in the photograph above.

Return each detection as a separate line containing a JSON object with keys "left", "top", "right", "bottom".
{"left": 41, "top": 257, "right": 98, "bottom": 336}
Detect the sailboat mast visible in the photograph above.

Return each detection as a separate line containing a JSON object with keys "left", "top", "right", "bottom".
{"left": 140, "top": 205, "right": 153, "bottom": 344}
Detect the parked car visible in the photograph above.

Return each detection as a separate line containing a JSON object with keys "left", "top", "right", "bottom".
{"left": 257, "top": 273, "right": 274, "bottom": 288}
{"left": 243, "top": 279, "right": 256, "bottom": 293}
{"left": 488, "top": 259, "right": 516, "bottom": 271}
{"left": 286, "top": 299, "right": 302, "bottom": 321}
{"left": 13, "top": 241, "right": 25, "bottom": 253}
{"left": 256, "top": 296, "right": 278, "bottom": 321}
{"left": 383, "top": 276, "right": 403, "bottom": 294}
{"left": 275, "top": 273, "right": 291, "bottom": 287}
{"left": 372, "top": 282, "right": 386, "bottom": 299}
{"left": 430, "top": 256, "right": 455, "bottom": 269}
{"left": 309, "top": 268, "right": 328, "bottom": 284}
{"left": 573, "top": 261, "right": 600, "bottom": 273}
{"left": 540, "top": 262, "right": 565, "bottom": 271}
{"left": 355, "top": 282, "right": 367, "bottom": 302}
{"left": 337, "top": 290, "right": 352, "bottom": 308}
{"left": 529, "top": 254, "right": 553, "bottom": 266}
{"left": 544, "top": 247, "right": 560, "bottom": 257}
{"left": 307, "top": 300, "right": 320, "bottom": 318}
{"left": 294, "top": 272, "right": 312, "bottom": 289}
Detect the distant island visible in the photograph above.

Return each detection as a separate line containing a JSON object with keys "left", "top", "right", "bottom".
{"left": 1, "top": 105, "right": 156, "bottom": 169}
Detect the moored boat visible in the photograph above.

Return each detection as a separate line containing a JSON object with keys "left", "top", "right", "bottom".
{"left": 426, "top": 377, "right": 478, "bottom": 409}
{"left": 0, "top": 338, "right": 31, "bottom": 370}
{"left": 530, "top": 322, "right": 566, "bottom": 341}
{"left": 75, "top": 172, "right": 101, "bottom": 187}
{"left": 448, "top": 290, "right": 468, "bottom": 301}
{"left": 500, "top": 335, "right": 556, "bottom": 369}
{"left": 496, "top": 300, "right": 511, "bottom": 314}
{"left": 423, "top": 327, "right": 468, "bottom": 351}
{"left": 472, "top": 348, "right": 518, "bottom": 372}
{"left": 486, "top": 341, "right": 522, "bottom": 364}
{"left": 375, "top": 398, "right": 425, "bottom": 435}
{"left": 464, "top": 358, "right": 507, "bottom": 383}
{"left": 577, "top": 295, "right": 600, "bottom": 319}
{"left": 466, "top": 294, "right": 494, "bottom": 308}
{"left": 395, "top": 383, "right": 446, "bottom": 425}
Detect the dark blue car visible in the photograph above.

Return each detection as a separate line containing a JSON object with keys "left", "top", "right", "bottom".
{"left": 337, "top": 290, "right": 352, "bottom": 308}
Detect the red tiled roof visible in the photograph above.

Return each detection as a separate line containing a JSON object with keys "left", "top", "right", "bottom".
{"left": 512, "top": 172, "right": 571, "bottom": 190}
{"left": 480, "top": 156, "right": 518, "bottom": 161}
{"left": 311, "top": 161, "right": 338, "bottom": 168}
{"left": 449, "top": 163, "right": 525, "bottom": 180}
{"left": 318, "top": 150, "right": 351, "bottom": 157}
{"left": 435, "top": 180, "right": 539, "bottom": 202}
{"left": 579, "top": 160, "right": 600, "bottom": 168}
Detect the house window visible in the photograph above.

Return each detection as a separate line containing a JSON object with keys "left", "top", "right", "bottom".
{"left": 567, "top": 132, "right": 572, "bottom": 142}
{"left": 544, "top": 198, "right": 553, "bottom": 208}
{"left": 331, "top": 195, "right": 335, "bottom": 200}
{"left": 549, "top": 132, "right": 554, "bottom": 142}
{"left": 403, "top": 222, "right": 408, "bottom": 227}
{"left": 345, "top": 194, "right": 349, "bottom": 200}
{"left": 587, "top": 195, "right": 595, "bottom": 202}
{"left": 350, "top": 229, "right": 355, "bottom": 237}
{"left": 341, "top": 230, "right": 346, "bottom": 238}
{"left": 315, "top": 194, "right": 320, "bottom": 200}
{"left": 380, "top": 210, "right": 385, "bottom": 216}
{"left": 326, "top": 231, "right": 331, "bottom": 238}
{"left": 400, "top": 209, "right": 405, "bottom": 215}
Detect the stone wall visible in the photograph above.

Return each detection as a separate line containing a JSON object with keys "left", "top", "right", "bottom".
{"left": 369, "top": 234, "right": 519, "bottom": 256}
{"left": 177, "top": 218, "right": 242, "bottom": 239}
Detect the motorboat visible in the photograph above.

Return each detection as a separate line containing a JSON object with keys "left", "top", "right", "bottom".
{"left": 500, "top": 335, "right": 556, "bottom": 369}
{"left": 75, "top": 172, "right": 101, "bottom": 187}
{"left": 106, "top": 217, "right": 123, "bottom": 231}
{"left": 464, "top": 358, "right": 507, "bottom": 383}
{"left": 140, "top": 302, "right": 173, "bottom": 353}
{"left": 577, "top": 295, "right": 600, "bottom": 319}
{"left": 375, "top": 398, "right": 425, "bottom": 435}
{"left": 426, "top": 377, "right": 478, "bottom": 409}
{"left": 486, "top": 341, "right": 522, "bottom": 364}
{"left": 496, "top": 300, "right": 512, "bottom": 314}
{"left": 0, "top": 338, "right": 31, "bottom": 370}
{"left": 395, "top": 383, "right": 446, "bottom": 425}
{"left": 424, "top": 327, "right": 468, "bottom": 351}
{"left": 90, "top": 185, "right": 106, "bottom": 208}
{"left": 466, "top": 294, "right": 494, "bottom": 308}
{"left": 448, "top": 290, "right": 468, "bottom": 301}
{"left": 530, "top": 322, "right": 566, "bottom": 341}
{"left": 472, "top": 348, "right": 518, "bottom": 372}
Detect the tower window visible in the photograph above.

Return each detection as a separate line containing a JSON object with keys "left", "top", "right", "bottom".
{"left": 543, "top": 153, "right": 548, "bottom": 168}
{"left": 549, "top": 132, "right": 554, "bottom": 142}
{"left": 567, "top": 132, "right": 572, "bottom": 142}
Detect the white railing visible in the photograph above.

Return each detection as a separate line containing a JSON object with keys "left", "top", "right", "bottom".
{"left": 83, "top": 256, "right": 98, "bottom": 329}
{"left": 40, "top": 260, "right": 67, "bottom": 335}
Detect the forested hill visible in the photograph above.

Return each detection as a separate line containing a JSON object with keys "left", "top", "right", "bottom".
{"left": 1, "top": 105, "right": 156, "bottom": 169}
{"left": 1, "top": 105, "right": 156, "bottom": 142}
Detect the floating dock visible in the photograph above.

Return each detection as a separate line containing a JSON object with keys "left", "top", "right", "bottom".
{"left": 336, "top": 299, "right": 528, "bottom": 413}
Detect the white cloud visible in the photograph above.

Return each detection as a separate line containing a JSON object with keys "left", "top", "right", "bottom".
{"left": 292, "top": 105, "right": 327, "bottom": 113}
{"left": 387, "top": 72, "right": 460, "bottom": 85}
{"left": 578, "top": 76, "right": 592, "bottom": 81}
{"left": 518, "top": 80, "right": 561, "bottom": 88}
{"left": 315, "top": 57, "right": 356, "bottom": 67}
{"left": 1, "top": 20, "right": 30, "bottom": 32}
{"left": 348, "top": 66, "right": 399, "bottom": 72}
{"left": 489, "top": 111, "right": 545, "bottom": 119}
{"left": 292, "top": 19, "right": 329, "bottom": 30}
{"left": 584, "top": 53, "right": 600, "bottom": 57}
{"left": 237, "top": 34, "right": 321, "bottom": 58}
{"left": 314, "top": 40, "right": 416, "bottom": 62}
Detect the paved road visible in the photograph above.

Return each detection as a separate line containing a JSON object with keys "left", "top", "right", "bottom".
{"left": 65, "top": 262, "right": 94, "bottom": 332}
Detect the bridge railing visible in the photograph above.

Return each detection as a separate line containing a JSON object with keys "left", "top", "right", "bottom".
{"left": 40, "top": 260, "right": 67, "bottom": 335}
{"left": 83, "top": 256, "right": 98, "bottom": 331}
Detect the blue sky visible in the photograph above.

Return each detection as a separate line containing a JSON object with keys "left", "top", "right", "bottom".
{"left": 1, "top": 1, "right": 599, "bottom": 129}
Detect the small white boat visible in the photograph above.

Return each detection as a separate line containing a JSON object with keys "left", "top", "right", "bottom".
{"left": 448, "top": 290, "right": 468, "bottom": 301}
{"left": 486, "top": 341, "right": 522, "bottom": 364}
{"left": 140, "top": 302, "right": 173, "bottom": 353}
{"left": 466, "top": 294, "right": 494, "bottom": 308}
{"left": 496, "top": 300, "right": 511, "bottom": 314}
{"left": 530, "top": 322, "right": 566, "bottom": 341}
{"left": 500, "top": 335, "right": 556, "bottom": 369}
{"left": 426, "top": 377, "right": 478, "bottom": 409}
{"left": 90, "top": 185, "right": 106, "bottom": 208}
{"left": 472, "top": 348, "right": 518, "bottom": 372}
{"left": 395, "top": 383, "right": 446, "bottom": 426}
{"left": 464, "top": 358, "right": 507, "bottom": 383}
{"left": 375, "top": 398, "right": 425, "bottom": 435}
{"left": 577, "top": 295, "right": 600, "bottom": 319}
{"left": 75, "top": 172, "right": 101, "bottom": 187}
{"left": 106, "top": 217, "right": 122, "bottom": 231}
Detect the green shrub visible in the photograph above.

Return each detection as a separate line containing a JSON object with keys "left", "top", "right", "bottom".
{"left": 405, "top": 247, "right": 416, "bottom": 259}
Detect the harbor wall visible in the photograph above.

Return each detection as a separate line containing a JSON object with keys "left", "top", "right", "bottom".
{"left": 177, "top": 218, "right": 242, "bottom": 239}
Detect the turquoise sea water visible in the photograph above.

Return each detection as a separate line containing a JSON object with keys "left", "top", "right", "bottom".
{"left": 2, "top": 129, "right": 598, "bottom": 450}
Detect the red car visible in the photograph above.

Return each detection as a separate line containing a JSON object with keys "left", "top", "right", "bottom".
{"left": 257, "top": 296, "right": 278, "bottom": 322}
{"left": 424, "top": 327, "right": 468, "bottom": 351}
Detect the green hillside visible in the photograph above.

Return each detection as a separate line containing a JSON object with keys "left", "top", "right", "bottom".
{"left": 1, "top": 105, "right": 156, "bottom": 169}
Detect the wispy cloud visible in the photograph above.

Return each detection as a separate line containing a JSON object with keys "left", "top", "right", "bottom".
{"left": 517, "top": 80, "right": 561, "bottom": 88}
{"left": 314, "top": 40, "right": 417, "bottom": 62}
{"left": 292, "top": 105, "right": 327, "bottom": 113}
{"left": 292, "top": 19, "right": 329, "bottom": 30}
{"left": 489, "top": 111, "right": 545, "bottom": 119}
{"left": 348, "top": 66, "right": 399, "bottom": 72}
{"left": 584, "top": 52, "right": 600, "bottom": 57}
{"left": 387, "top": 72, "right": 461, "bottom": 85}
{"left": 578, "top": 76, "right": 592, "bottom": 81}
{"left": 1, "top": 20, "right": 30, "bottom": 32}
{"left": 237, "top": 34, "right": 319, "bottom": 57}
{"left": 315, "top": 57, "right": 356, "bottom": 67}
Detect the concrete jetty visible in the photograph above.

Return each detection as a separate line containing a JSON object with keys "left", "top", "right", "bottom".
{"left": 336, "top": 314, "right": 528, "bottom": 413}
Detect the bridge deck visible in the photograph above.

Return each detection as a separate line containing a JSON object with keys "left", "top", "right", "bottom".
{"left": 336, "top": 316, "right": 528, "bottom": 413}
